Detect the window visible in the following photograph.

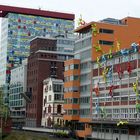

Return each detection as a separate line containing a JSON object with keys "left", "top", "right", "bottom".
{"left": 121, "top": 97, "right": 128, "bottom": 101}
{"left": 54, "top": 94, "right": 62, "bottom": 100}
{"left": 65, "top": 66, "right": 69, "bottom": 71}
{"left": 57, "top": 105, "right": 61, "bottom": 114}
{"left": 64, "top": 87, "right": 79, "bottom": 92}
{"left": 64, "top": 76, "right": 69, "bottom": 82}
{"left": 49, "top": 95, "right": 51, "bottom": 101}
{"left": 121, "top": 129, "right": 128, "bottom": 134}
{"left": 49, "top": 85, "right": 51, "bottom": 91}
{"left": 68, "top": 110, "right": 72, "bottom": 115}
{"left": 80, "top": 97, "right": 90, "bottom": 104}
{"left": 99, "top": 28, "right": 114, "bottom": 34}
{"left": 53, "top": 84, "right": 62, "bottom": 92}
{"left": 80, "top": 109, "right": 90, "bottom": 116}
{"left": 73, "top": 110, "right": 78, "bottom": 115}
{"left": 48, "top": 105, "right": 51, "bottom": 113}
{"left": 73, "top": 98, "right": 79, "bottom": 104}
{"left": 70, "top": 64, "right": 79, "bottom": 70}
{"left": 99, "top": 40, "right": 114, "bottom": 45}
{"left": 70, "top": 75, "right": 79, "bottom": 81}
{"left": 113, "top": 130, "right": 119, "bottom": 133}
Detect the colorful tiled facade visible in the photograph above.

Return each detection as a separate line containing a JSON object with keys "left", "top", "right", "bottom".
{"left": 0, "top": 5, "right": 74, "bottom": 86}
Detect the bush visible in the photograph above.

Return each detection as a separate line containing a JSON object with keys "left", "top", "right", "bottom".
{"left": 54, "top": 131, "right": 69, "bottom": 138}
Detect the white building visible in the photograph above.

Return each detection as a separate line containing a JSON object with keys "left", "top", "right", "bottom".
{"left": 41, "top": 78, "right": 64, "bottom": 127}
{"left": 9, "top": 59, "right": 27, "bottom": 127}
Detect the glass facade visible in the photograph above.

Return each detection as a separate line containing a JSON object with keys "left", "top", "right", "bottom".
{"left": 9, "top": 85, "right": 24, "bottom": 107}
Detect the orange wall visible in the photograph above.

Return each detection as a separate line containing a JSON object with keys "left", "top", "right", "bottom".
{"left": 64, "top": 92, "right": 80, "bottom": 98}
{"left": 63, "top": 104, "right": 80, "bottom": 109}
{"left": 76, "top": 123, "right": 92, "bottom": 138}
{"left": 90, "top": 17, "right": 140, "bottom": 61}
{"left": 64, "top": 69, "right": 80, "bottom": 77}
{"left": 64, "top": 59, "right": 80, "bottom": 66}
{"left": 63, "top": 115, "right": 79, "bottom": 120}
{"left": 79, "top": 117, "right": 92, "bottom": 123}
{"left": 63, "top": 59, "right": 80, "bottom": 121}
{"left": 64, "top": 80, "right": 80, "bottom": 87}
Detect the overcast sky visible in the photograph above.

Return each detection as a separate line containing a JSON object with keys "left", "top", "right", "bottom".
{"left": 0, "top": 0, "right": 140, "bottom": 26}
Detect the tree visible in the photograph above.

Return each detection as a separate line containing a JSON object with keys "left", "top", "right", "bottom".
{"left": 0, "top": 89, "right": 10, "bottom": 127}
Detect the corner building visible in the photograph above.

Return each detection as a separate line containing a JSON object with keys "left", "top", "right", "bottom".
{"left": 64, "top": 17, "right": 140, "bottom": 139}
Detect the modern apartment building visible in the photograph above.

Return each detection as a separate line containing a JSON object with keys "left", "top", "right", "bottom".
{"left": 91, "top": 43, "right": 140, "bottom": 140}
{"left": 26, "top": 36, "right": 74, "bottom": 127}
{"left": 63, "top": 17, "right": 140, "bottom": 139}
{"left": 9, "top": 59, "right": 27, "bottom": 127}
{"left": 0, "top": 5, "right": 74, "bottom": 101}
{"left": 42, "top": 78, "right": 64, "bottom": 127}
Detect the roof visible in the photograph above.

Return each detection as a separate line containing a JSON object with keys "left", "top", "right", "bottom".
{"left": 0, "top": 5, "right": 75, "bottom": 20}
{"left": 75, "top": 17, "right": 132, "bottom": 33}
{"left": 75, "top": 21, "right": 94, "bottom": 32}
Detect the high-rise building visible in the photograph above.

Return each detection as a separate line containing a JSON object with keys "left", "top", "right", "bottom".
{"left": 26, "top": 36, "right": 74, "bottom": 127}
{"left": 42, "top": 78, "right": 64, "bottom": 127}
{"left": 9, "top": 59, "right": 27, "bottom": 127}
{"left": 63, "top": 17, "right": 140, "bottom": 139}
{"left": 0, "top": 5, "right": 74, "bottom": 87}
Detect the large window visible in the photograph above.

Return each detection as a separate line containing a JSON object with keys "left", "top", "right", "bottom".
{"left": 53, "top": 84, "right": 62, "bottom": 92}
{"left": 80, "top": 109, "right": 90, "bottom": 116}
{"left": 80, "top": 97, "right": 90, "bottom": 104}
{"left": 99, "top": 28, "right": 114, "bottom": 34}
{"left": 54, "top": 94, "right": 63, "bottom": 100}
{"left": 81, "top": 49, "right": 91, "bottom": 60}
{"left": 99, "top": 40, "right": 114, "bottom": 45}
{"left": 64, "top": 87, "right": 79, "bottom": 92}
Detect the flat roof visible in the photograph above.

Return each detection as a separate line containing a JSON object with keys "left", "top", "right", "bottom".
{"left": 0, "top": 5, "right": 75, "bottom": 20}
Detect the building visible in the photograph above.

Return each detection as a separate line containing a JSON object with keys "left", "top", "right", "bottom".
{"left": 42, "top": 78, "right": 64, "bottom": 127}
{"left": 0, "top": 5, "right": 74, "bottom": 101}
{"left": 26, "top": 36, "right": 74, "bottom": 127}
{"left": 63, "top": 17, "right": 140, "bottom": 139}
{"left": 92, "top": 43, "right": 140, "bottom": 140}
{"left": 9, "top": 59, "right": 27, "bottom": 127}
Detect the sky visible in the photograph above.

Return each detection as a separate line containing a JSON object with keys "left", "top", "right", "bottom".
{"left": 0, "top": 0, "right": 140, "bottom": 26}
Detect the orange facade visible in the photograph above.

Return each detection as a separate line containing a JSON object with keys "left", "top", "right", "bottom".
{"left": 64, "top": 17, "right": 140, "bottom": 138}
{"left": 75, "top": 17, "right": 140, "bottom": 61}
{"left": 63, "top": 59, "right": 80, "bottom": 121}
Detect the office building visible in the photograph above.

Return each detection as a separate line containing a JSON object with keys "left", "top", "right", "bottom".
{"left": 91, "top": 44, "right": 140, "bottom": 140}
{"left": 9, "top": 59, "right": 27, "bottom": 127}
{"left": 63, "top": 17, "right": 140, "bottom": 139}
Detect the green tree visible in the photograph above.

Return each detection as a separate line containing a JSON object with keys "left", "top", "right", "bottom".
{"left": 0, "top": 90, "right": 10, "bottom": 123}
